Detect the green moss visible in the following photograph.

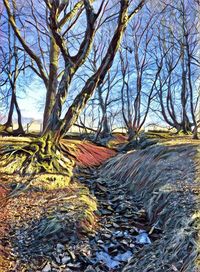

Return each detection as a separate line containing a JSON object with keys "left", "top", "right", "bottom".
{"left": 146, "top": 131, "right": 172, "bottom": 139}
{"left": 0, "top": 138, "right": 74, "bottom": 182}
{"left": 80, "top": 194, "right": 97, "bottom": 211}
{"left": 31, "top": 174, "right": 71, "bottom": 191}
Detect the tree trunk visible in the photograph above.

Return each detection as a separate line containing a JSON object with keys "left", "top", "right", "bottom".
{"left": 13, "top": 92, "right": 24, "bottom": 134}
{"left": 43, "top": 37, "right": 59, "bottom": 129}
{"left": 43, "top": 88, "right": 57, "bottom": 131}
{"left": 192, "top": 126, "right": 198, "bottom": 139}
{"left": 97, "top": 85, "right": 111, "bottom": 138}
{"left": 1, "top": 82, "right": 24, "bottom": 134}
{"left": 127, "top": 124, "right": 138, "bottom": 141}
{"left": 101, "top": 115, "right": 110, "bottom": 138}
{"left": 4, "top": 91, "right": 15, "bottom": 131}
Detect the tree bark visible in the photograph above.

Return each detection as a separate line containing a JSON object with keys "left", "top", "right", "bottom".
{"left": 4, "top": 91, "right": 15, "bottom": 130}
{"left": 101, "top": 115, "right": 110, "bottom": 138}
{"left": 13, "top": 92, "right": 24, "bottom": 134}
{"left": 127, "top": 125, "right": 136, "bottom": 141}
{"left": 97, "top": 86, "right": 111, "bottom": 138}
{"left": 43, "top": 37, "right": 59, "bottom": 129}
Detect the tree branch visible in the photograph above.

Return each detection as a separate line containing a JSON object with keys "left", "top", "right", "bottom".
{"left": 3, "top": 0, "right": 48, "bottom": 87}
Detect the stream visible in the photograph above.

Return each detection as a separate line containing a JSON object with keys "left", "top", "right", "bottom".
{"left": 40, "top": 166, "right": 157, "bottom": 272}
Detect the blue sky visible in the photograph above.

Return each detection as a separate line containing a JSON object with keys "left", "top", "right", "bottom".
{"left": 18, "top": 79, "right": 46, "bottom": 121}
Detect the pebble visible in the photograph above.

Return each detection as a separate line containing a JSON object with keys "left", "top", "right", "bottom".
{"left": 62, "top": 256, "right": 71, "bottom": 264}
{"left": 42, "top": 262, "right": 51, "bottom": 272}
{"left": 56, "top": 243, "right": 65, "bottom": 253}
{"left": 103, "top": 233, "right": 112, "bottom": 239}
{"left": 135, "top": 232, "right": 151, "bottom": 244}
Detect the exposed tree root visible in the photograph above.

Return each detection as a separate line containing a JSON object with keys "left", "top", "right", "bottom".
{"left": 0, "top": 137, "right": 117, "bottom": 194}
{"left": 0, "top": 136, "right": 74, "bottom": 181}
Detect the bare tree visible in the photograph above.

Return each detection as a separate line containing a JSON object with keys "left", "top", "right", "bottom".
{"left": 0, "top": 8, "right": 24, "bottom": 134}
{"left": 75, "top": 35, "right": 123, "bottom": 140}
{"left": 2, "top": 0, "right": 146, "bottom": 176}
{"left": 119, "top": 9, "right": 161, "bottom": 140}
{"left": 154, "top": 0, "right": 200, "bottom": 138}
{"left": 81, "top": 39, "right": 122, "bottom": 139}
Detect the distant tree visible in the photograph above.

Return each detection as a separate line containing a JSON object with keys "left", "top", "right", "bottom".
{"left": 154, "top": 0, "right": 200, "bottom": 138}
{"left": 119, "top": 9, "right": 161, "bottom": 140}
{"left": 0, "top": 26, "right": 25, "bottom": 134}
{"left": 82, "top": 40, "right": 121, "bottom": 139}
{"left": 0, "top": 6, "right": 25, "bottom": 134}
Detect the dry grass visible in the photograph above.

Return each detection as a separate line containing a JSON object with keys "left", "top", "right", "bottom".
{"left": 60, "top": 139, "right": 116, "bottom": 167}
{"left": 99, "top": 141, "right": 200, "bottom": 272}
